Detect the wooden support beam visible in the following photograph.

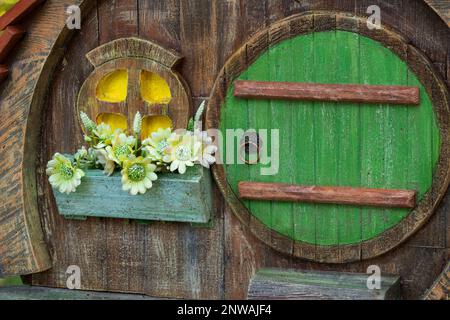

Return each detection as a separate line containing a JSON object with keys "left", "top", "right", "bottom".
{"left": 0, "top": 64, "right": 8, "bottom": 83}
{"left": 0, "top": 26, "right": 25, "bottom": 62}
{"left": 0, "top": 0, "right": 45, "bottom": 31}
{"left": 248, "top": 268, "right": 402, "bottom": 300}
{"left": 234, "top": 80, "right": 420, "bottom": 105}
{"left": 238, "top": 181, "right": 416, "bottom": 208}
{"left": 0, "top": 285, "right": 160, "bottom": 300}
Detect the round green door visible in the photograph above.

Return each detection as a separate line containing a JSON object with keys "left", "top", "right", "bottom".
{"left": 221, "top": 31, "right": 441, "bottom": 246}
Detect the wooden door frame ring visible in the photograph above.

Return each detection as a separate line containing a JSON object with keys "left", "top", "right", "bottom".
{"left": 205, "top": 11, "right": 450, "bottom": 263}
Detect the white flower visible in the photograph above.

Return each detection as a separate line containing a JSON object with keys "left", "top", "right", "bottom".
{"left": 142, "top": 127, "right": 172, "bottom": 162}
{"left": 94, "top": 148, "right": 115, "bottom": 176}
{"left": 121, "top": 156, "right": 158, "bottom": 195}
{"left": 105, "top": 131, "right": 136, "bottom": 165}
{"left": 46, "top": 153, "right": 85, "bottom": 194}
{"left": 92, "top": 122, "right": 114, "bottom": 148}
{"left": 166, "top": 133, "right": 201, "bottom": 174}
{"left": 194, "top": 130, "right": 217, "bottom": 168}
{"left": 74, "top": 146, "right": 88, "bottom": 161}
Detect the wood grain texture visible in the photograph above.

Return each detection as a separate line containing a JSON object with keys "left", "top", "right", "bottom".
{"left": 0, "top": 285, "right": 159, "bottom": 300}
{"left": 423, "top": 261, "right": 449, "bottom": 299}
{"left": 247, "top": 268, "right": 401, "bottom": 300}
{"left": 424, "top": 0, "right": 450, "bottom": 27}
{"left": 234, "top": 80, "right": 420, "bottom": 105}
{"left": 31, "top": 0, "right": 224, "bottom": 299}
{"left": 0, "top": 0, "right": 445, "bottom": 300}
{"left": 0, "top": 0, "right": 44, "bottom": 31}
{"left": 0, "top": 25, "right": 25, "bottom": 62}
{"left": 0, "top": 0, "right": 96, "bottom": 276}
{"left": 238, "top": 182, "right": 416, "bottom": 208}
{"left": 0, "top": 64, "right": 7, "bottom": 82}
{"left": 86, "top": 37, "right": 181, "bottom": 69}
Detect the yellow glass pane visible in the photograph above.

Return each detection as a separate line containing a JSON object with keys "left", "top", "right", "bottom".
{"left": 140, "top": 71, "right": 172, "bottom": 105}
{"left": 96, "top": 70, "right": 128, "bottom": 102}
{"left": 142, "top": 115, "right": 173, "bottom": 139}
{"left": 96, "top": 113, "right": 127, "bottom": 132}
{"left": 0, "top": 0, "right": 19, "bottom": 17}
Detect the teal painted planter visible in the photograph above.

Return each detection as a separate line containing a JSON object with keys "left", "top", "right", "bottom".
{"left": 52, "top": 165, "right": 213, "bottom": 223}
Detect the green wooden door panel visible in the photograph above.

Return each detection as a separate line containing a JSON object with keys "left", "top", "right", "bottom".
{"left": 221, "top": 31, "right": 441, "bottom": 246}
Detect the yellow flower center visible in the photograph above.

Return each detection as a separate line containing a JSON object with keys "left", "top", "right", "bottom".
{"left": 114, "top": 144, "right": 130, "bottom": 158}
{"left": 58, "top": 163, "right": 74, "bottom": 180}
{"left": 128, "top": 164, "right": 146, "bottom": 181}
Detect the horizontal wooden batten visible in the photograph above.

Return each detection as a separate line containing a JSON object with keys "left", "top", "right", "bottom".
{"left": 238, "top": 182, "right": 416, "bottom": 208}
{"left": 234, "top": 80, "right": 420, "bottom": 105}
{"left": 0, "top": 26, "right": 25, "bottom": 62}
{"left": 0, "top": 0, "right": 45, "bottom": 31}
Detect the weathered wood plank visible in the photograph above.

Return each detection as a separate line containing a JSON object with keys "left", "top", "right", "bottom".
{"left": 33, "top": 0, "right": 224, "bottom": 299}
{"left": 238, "top": 182, "right": 417, "bottom": 208}
{"left": 0, "top": 285, "right": 159, "bottom": 300}
{"left": 234, "top": 80, "right": 420, "bottom": 105}
{"left": 0, "top": 0, "right": 44, "bottom": 31}
{"left": 0, "top": 0, "right": 95, "bottom": 277}
{"left": 10, "top": 0, "right": 448, "bottom": 300}
{"left": 247, "top": 268, "right": 401, "bottom": 300}
{"left": 138, "top": 0, "right": 181, "bottom": 52}
{"left": 0, "top": 25, "right": 25, "bottom": 62}
{"left": 86, "top": 37, "right": 181, "bottom": 69}
{"left": 423, "top": 0, "right": 450, "bottom": 26}
{"left": 179, "top": 0, "right": 221, "bottom": 97}
{"left": 423, "top": 261, "right": 450, "bottom": 299}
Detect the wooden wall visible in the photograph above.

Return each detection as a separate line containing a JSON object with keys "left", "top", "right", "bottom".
{"left": 30, "top": 0, "right": 449, "bottom": 299}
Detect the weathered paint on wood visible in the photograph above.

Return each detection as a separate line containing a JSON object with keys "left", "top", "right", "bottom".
{"left": 207, "top": 10, "right": 450, "bottom": 265}
{"left": 0, "top": 0, "right": 44, "bottom": 31}
{"left": 0, "top": 0, "right": 445, "bottom": 299}
{"left": 86, "top": 37, "right": 181, "bottom": 69}
{"left": 221, "top": 31, "right": 441, "bottom": 246}
{"left": 30, "top": 0, "right": 224, "bottom": 299}
{"left": 238, "top": 182, "right": 417, "bottom": 208}
{"left": 0, "top": 285, "right": 159, "bottom": 300}
{"left": 0, "top": 25, "right": 24, "bottom": 62}
{"left": 53, "top": 166, "right": 213, "bottom": 223}
{"left": 234, "top": 80, "right": 420, "bottom": 105}
{"left": 247, "top": 268, "right": 401, "bottom": 300}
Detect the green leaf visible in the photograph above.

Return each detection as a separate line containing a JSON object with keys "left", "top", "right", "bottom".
{"left": 194, "top": 101, "right": 206, "bottom": 122}
{"left": 187, "top": 117, "right": 194, "bottom": 131}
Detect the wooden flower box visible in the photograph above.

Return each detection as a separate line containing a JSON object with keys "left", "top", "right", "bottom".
{"left": 52, "top": 165, "right": 212, "bottom": 223}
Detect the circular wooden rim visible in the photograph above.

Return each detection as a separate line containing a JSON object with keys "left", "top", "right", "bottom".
{"left": 205, "top": 11, "right": 450, "bottom": 263}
